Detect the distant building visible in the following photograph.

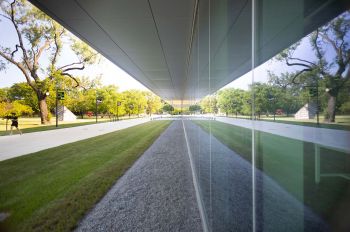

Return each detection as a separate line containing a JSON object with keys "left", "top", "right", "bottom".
{"left": 294, "top": 103, "right": 317, "bottom": 120}
{"left": 56, "top": 106, "right": 77, "bottom": 121}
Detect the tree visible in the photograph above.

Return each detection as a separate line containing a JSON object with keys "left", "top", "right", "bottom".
{"left": 0, "top": 0, "right": 97, "bottom": 124}
{"left": 145, "top": 92, "right": 162, "bottom": 116}
{"left": 7, "top": 82, "right": 38, "bottom": 112}
{"left": 0, "top": 87, "right": 8, "bottom": 102}
{"left": 0, "top": 100, "right": 33, "bottom": 130}
{"left": 277, "top": 11, "right": 350, "bottom": 122}
{"left": 268, "top": 72, "right": 304, "bottom": 116}
{"left": 122, "top": 90, "right": 145, "bottom": 117}
{"left": 189, "top": 104, "right": 201, "bottom": 114}
{"left": 200, "top": 95, "right": 218, "bottom": 114}
{"left": 217, "top": 88, "right": 245, "bottom": 117}
{"left": 162, "top": 103, "right": 174, "bottom": 113}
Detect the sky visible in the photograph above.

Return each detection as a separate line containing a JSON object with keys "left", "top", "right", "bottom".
{"left": 0, "top": 17, "right": 149, "bottom": 92}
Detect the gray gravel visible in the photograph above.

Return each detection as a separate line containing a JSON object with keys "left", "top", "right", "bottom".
{"left": 184, "top": 120, "right": 329, "bottom": 232}
{"left": 75, "top": 121, "right": 202, "bottom": 232}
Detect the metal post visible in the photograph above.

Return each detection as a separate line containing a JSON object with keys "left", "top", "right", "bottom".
{"left": 117, "top": 103, "right": 119, "bottom": 121}
{"left": 95, "top": 97, "right": 98, "bottom": 123}
{"left": 315, "top": 144, "right": 320, "bottom": 184}
{"left": 316, "top": 82, "right": 319, "bottom": 126}
{"left": 56, "top": 88, "right": 58, "bottom": 127}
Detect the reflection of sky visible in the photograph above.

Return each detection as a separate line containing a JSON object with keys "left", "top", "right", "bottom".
{"left": 224, "top": 36, "right": 316, "bottom": 90}
{"left": 223, "top": 11, "right": 347, "bottom": 91}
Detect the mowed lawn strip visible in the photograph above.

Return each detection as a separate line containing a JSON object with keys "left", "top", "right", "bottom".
{"left": 0, "top": 120, "right": 171, "bottom": 232}
{"left": 194, "top": 120, "right": 349, "bottom": 222}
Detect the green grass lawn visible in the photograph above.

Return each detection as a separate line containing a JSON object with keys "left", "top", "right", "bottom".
{"left": 0, "top": 120, "right": 171, "bottom": 232}
{"left": 195, "top": 120, "right": 350, "bottom": 224}
{"left": 0, "top": 116, "right": 144, "bottom": 136}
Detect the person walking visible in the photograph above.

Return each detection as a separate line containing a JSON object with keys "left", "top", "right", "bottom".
{"left": 10, "top": 113, "right": 22, "bottom": 135}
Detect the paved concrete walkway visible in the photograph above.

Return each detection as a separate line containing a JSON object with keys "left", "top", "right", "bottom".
{"left": 0, "top": 118, "right": 149, "bottom": 161}
{"left": 75, "top": 121, "right": 202, "bottom": 232}
{"left": 216, "top": 117, "right": 350, "bottom": 152}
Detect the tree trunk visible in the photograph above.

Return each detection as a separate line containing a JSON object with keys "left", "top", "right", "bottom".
{"left": 325, "top": 93, "right": 336, "bottom": 123}
{"left": 37, "top": 92, "right": 50, "bottom": 124}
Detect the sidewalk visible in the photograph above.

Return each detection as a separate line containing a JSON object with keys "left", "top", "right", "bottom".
{"left": 0, "top": 118, "right": 149, "bottom": 161}
{"left": 216, "top": 117, "right": 350, "bottom": 152}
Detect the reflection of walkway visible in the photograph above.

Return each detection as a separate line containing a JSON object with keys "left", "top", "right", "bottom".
{"left": 184, "top": 121, "right": 329, "bottom": 232}
{"left": 216, "top": 117, "right": 350, "bottom": 152}
{"left": 75, "top": 121, "right": 202, "bottom": 231}
{"left": 0, "top": 118, "right": 149, "bottom": 161}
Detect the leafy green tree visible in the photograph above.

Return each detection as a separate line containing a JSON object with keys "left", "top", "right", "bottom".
{"left": 276, "top": 11, "right": 350, "bottom": 122}
{"left": 0, "top": 0, "right": 97, "bottom": 124}
{"left": 0, "top": 100, "right": 33, "bottom": 118}
{"left": 217, "top": 88, "right": 245, "bottom": 117}
{"left": 0, "top": 100, "right": 33, "bottom": 130}
{"left": 145, "top": 92, "right": 162, "bottom": 116}
{"left": 122, "top": 90, "right": 146, "bottom": 117}
{"left": 268, "top": 72, "right": 304, "bottom": 116}
{"left": 162, "top": 103, "right": 174, "bottom": 113}
{"left": 7, "top": 82, "right": 38, "bottom": 111}
{"left": 0, "top": 87, "right": 8, "bottom": 102}
{"left": 189, "top": 104, "right": 201, "bottom": 114}
{"left": 200, "top": 95, "right": 218, "bottom": 114}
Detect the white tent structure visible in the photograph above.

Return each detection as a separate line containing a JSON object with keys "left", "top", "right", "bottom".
{"left": 56, "top": 106, "right": 77, "bottom": 121}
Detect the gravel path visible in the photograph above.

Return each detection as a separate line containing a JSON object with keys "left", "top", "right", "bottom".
{"left": 184, "top": 120, "right": 329, "bottom": 232}
{"left": 75, "top": 121, "right": 202, "bottom": 232}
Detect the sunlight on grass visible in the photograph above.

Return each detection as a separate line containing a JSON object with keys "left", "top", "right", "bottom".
{"left": 0, "top": 120, "right": 171, "bottom": 232}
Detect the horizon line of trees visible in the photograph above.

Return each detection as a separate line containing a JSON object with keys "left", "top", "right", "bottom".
{"left": 0, "top": 77, "right": 166, "bottom": 120}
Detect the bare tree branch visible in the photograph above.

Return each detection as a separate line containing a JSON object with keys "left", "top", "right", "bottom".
{"left": 10, "top": 44, "right": 20, "bottom": 58}
{"left": 0, "top": 13, "right": 11, "bottom": 20}
{"left": 57, "top": 61, "right": 84, "bottom": 71}
{"left": 9, "top": 0, "right": 32, "bottom": 70}
{"left": 0, "top": 49, "right": 37, "bottom": 91}
{"left": 61, "top": 64, "right": 85, "bottom": 73}
{"left": 286, "top": 60, "right": 313, "bottom": 69}
{"left": 34, "top": 39, "right": 50, "bottom": 69}
{"left": 291, "top": 68, "right": 313, "bottom": 85}
{"left": 288, "top": 57, "right": 316, "bottom": 66}
{"left": 61, "top": 72, "right": 80, "bottom": 87}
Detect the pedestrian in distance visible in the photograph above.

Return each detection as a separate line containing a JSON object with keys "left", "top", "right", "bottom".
{"left": 10, "top": 113, "right": 22, "bottom": 135}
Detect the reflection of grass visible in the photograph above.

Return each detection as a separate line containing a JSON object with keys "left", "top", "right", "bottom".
{"left": 0, "top": 116, "right": 144, "bottom": 136}
{"left": 195, "top": 120, "right": 350, "bottom": 223}
{"left": 0, "top": 121, "right": 171, "bottom": 232}
{"left": 223, "top": 114, "right": 350, "bottom": 131}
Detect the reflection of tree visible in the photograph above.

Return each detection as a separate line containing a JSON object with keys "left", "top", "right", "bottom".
{"left": 277, "top": 11, "right": 350, "bottom": 122}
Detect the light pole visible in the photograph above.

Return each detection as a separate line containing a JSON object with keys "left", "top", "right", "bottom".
{"left": 95, "top": 95, "right": 98, "bottom": 123}
{"left": 129, "top": 104, "right": 134, "bottom": 118}
{"left": 95, "top": 91, "right": 103, "bottom": 123}
{"left": 268, "top": 93, "right": 276, "bottom": 121}
{"left": 117, "top": 101, "right": 121, "bottom": 120}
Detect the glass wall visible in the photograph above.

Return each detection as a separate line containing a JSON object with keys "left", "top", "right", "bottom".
{"left": 185, "top": 0, "right": 349, "bottom": 231}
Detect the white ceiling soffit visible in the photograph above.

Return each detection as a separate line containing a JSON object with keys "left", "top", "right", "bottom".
{"left": 28, "top": 0, "right": 348, "bottom": 102}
